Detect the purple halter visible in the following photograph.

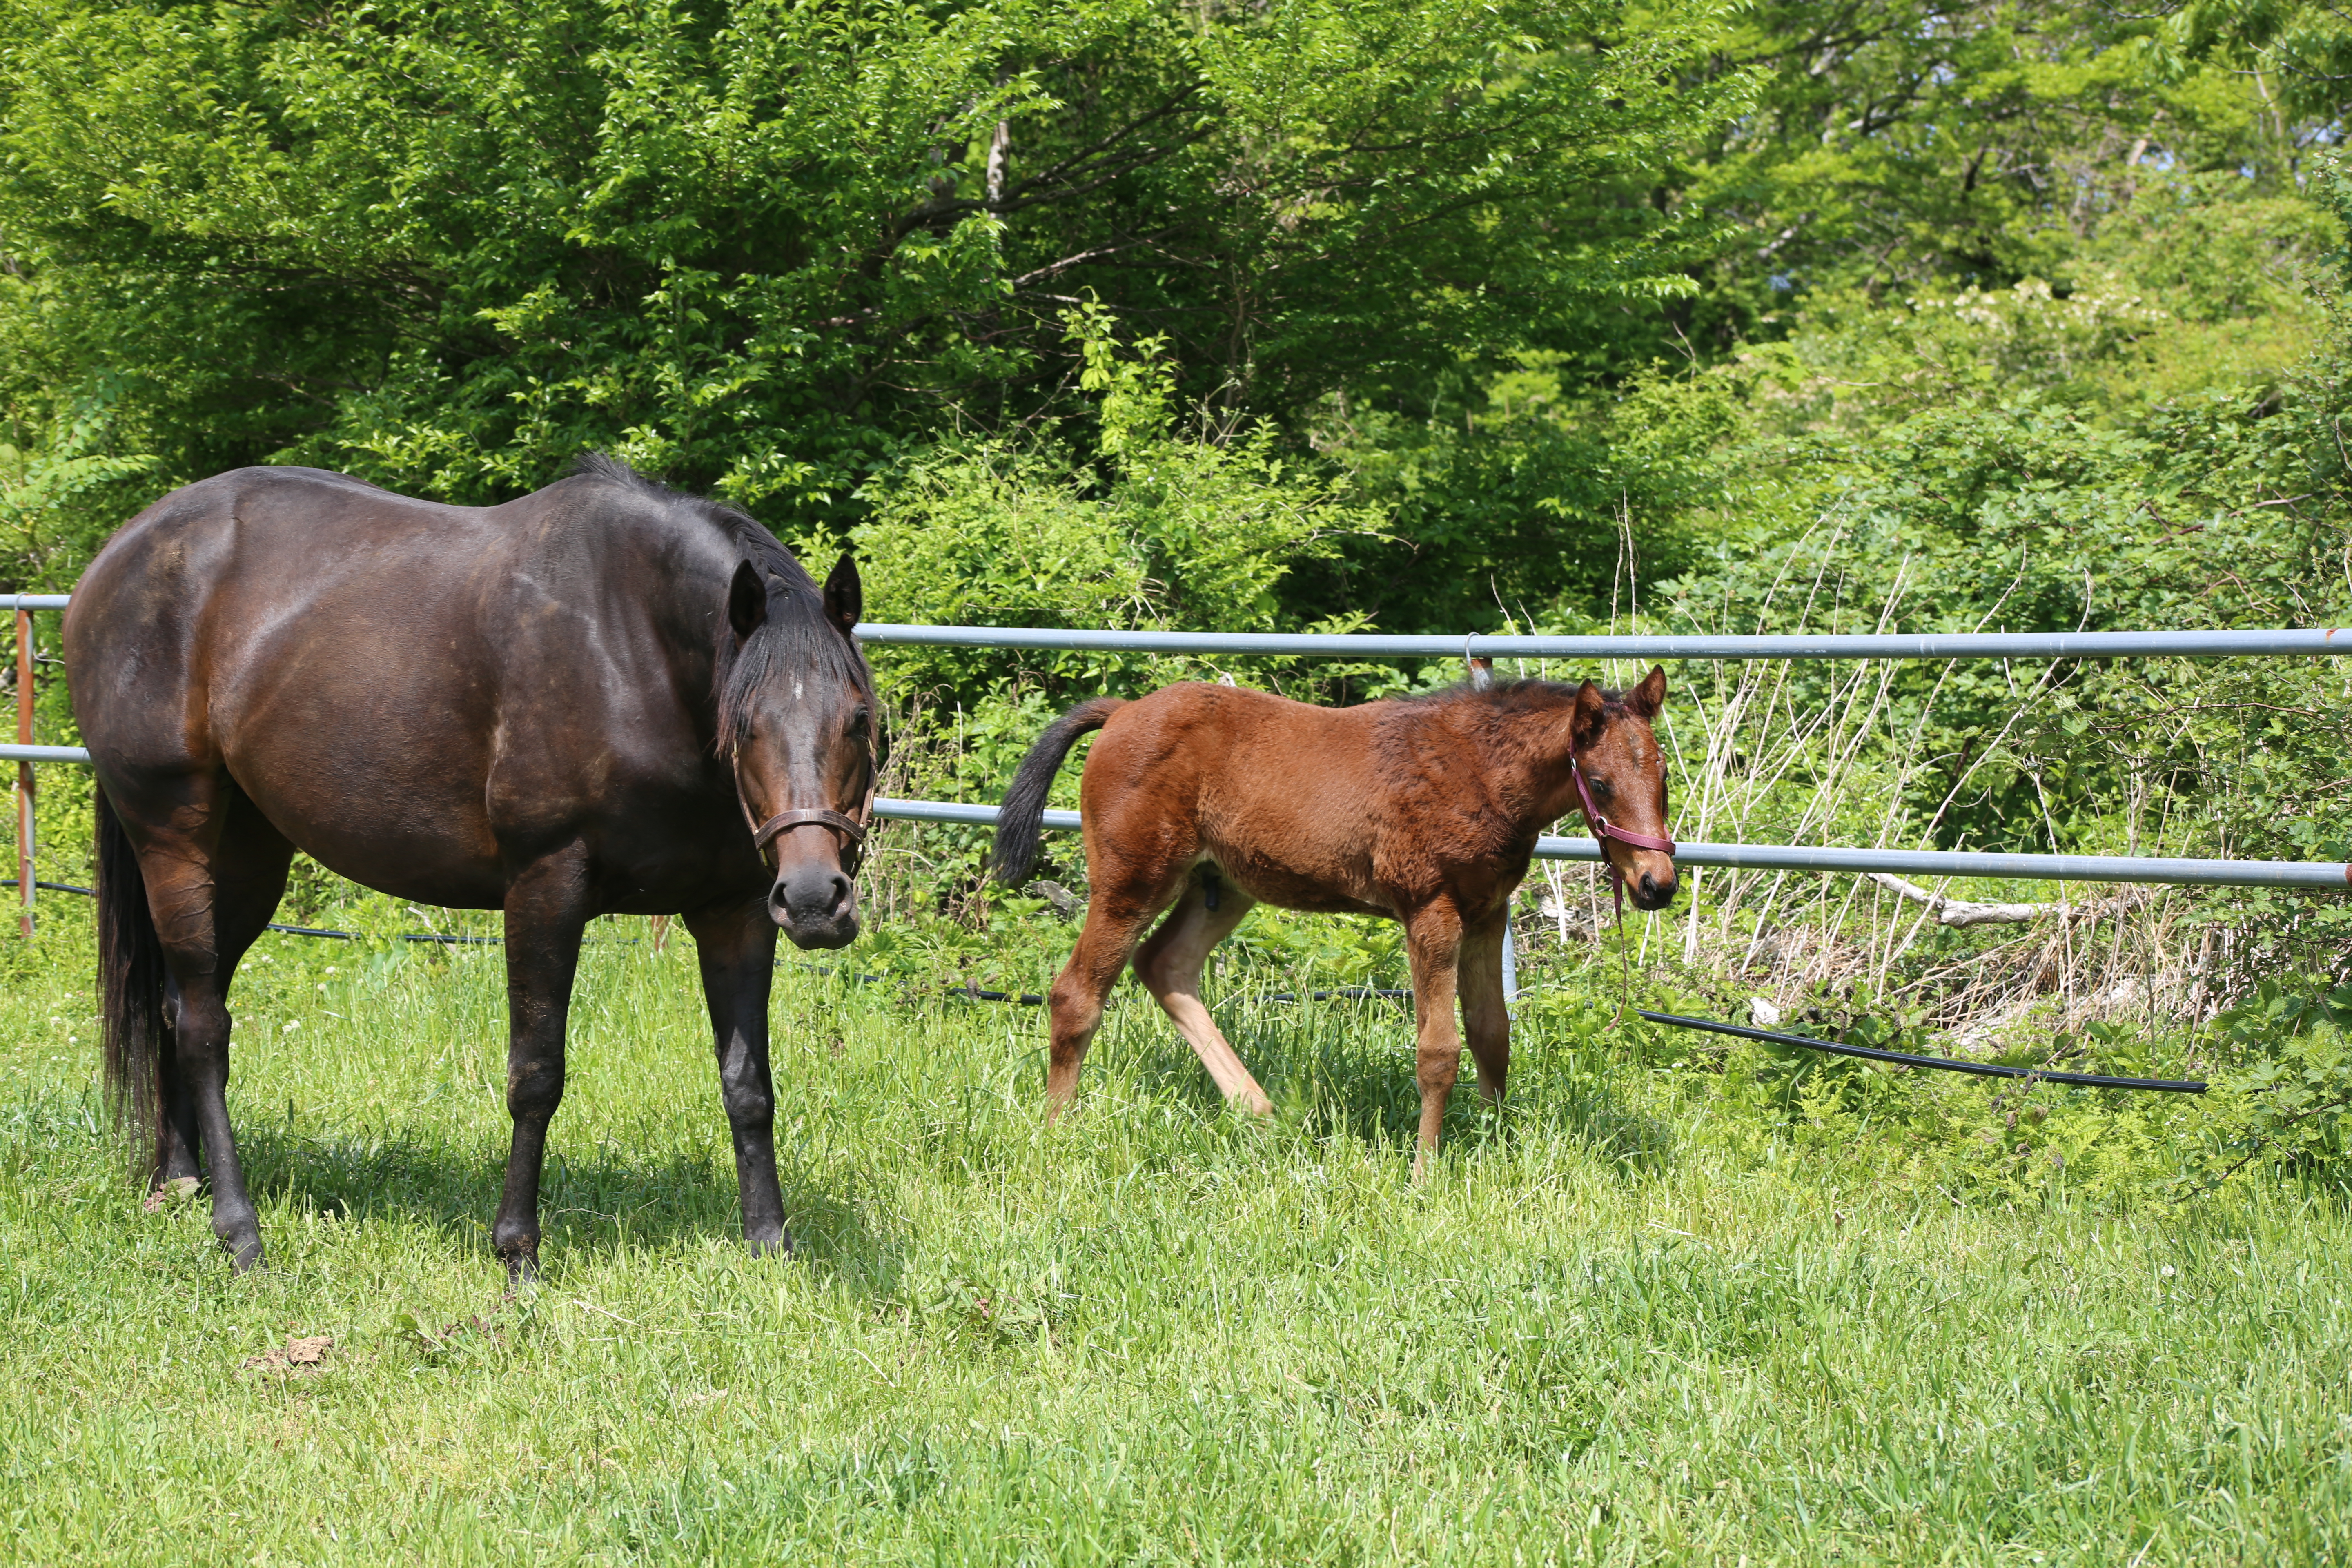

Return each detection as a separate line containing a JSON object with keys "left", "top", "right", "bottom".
{"left": 1570, "top": 755, "right": 1677, "bottom": 924}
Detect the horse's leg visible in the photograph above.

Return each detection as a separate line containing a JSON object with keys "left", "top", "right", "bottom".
{"left": 136, "top": 783, "right": 294, "bottom": 1267}
{"left": 683, "top": 897, "right": 788, "bottom": 1255}
{"left": 1401, "top": 904, "right": 1467, "bottom": 1180}
{"left": 492, "top": 846, "right": 592, "bottom": 1283}
{"left": 1132, "top": 878, "right": 1269, "bottom": 1114}
{"left": 1457, "top": 914, "right": 1511, "bottom": 1107}
{"left": 1046, "top": 879, "right": 1179, "bottom": 1115}
{"left": 152, "top": 982, "right": 203, "bottom": 1185}
{"left": 156, "top": 796, "right": 294, "bottom": 1190}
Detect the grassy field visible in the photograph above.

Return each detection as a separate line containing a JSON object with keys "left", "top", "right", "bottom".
{"left": 4, "top": 888, "right": 2350, "bottom": 1566}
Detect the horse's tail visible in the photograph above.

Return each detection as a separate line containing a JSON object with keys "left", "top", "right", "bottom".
{"left": 993, "top": 696, "right": 1124, "bottom": 886}
{"left": 95, "top": 786, "right": 169, "bottom": 1185}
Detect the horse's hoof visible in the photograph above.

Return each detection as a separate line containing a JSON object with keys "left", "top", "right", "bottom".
{"left": 502, "top": 1251, "right": 540, "bottom": 1290}
{"left": 747, "top": 1232, "right": 795, "bottom": 1259}
{"left": 226, "top": 1237, "right": 265, "bottom": 1272}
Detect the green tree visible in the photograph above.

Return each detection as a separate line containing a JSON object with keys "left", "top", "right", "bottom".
{"left": 0, "top": 0, "right": 1740, "bottom": 544}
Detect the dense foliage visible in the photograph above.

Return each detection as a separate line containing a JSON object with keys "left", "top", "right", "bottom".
{"left": 0, "top": 0, "right": 1729, "bottom": 528}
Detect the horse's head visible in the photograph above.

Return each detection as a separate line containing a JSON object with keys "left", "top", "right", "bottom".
{"left": 721, "top": 550, "right": 875, "bottom": 949}
{"left": 1568, "top": 665, "right": 1677, "bottom": 911}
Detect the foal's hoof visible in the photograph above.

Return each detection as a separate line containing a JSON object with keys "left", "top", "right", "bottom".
{"left": 225, "top": 1236, "right": 265, "bottom": 1273}
{"left": 747, "top": 1232, "right": 795, "bottom": 1259}
{"left": 501, "top": 1250, "right": 541, "bottom": 1291}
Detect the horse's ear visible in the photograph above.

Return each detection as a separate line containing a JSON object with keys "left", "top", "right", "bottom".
{"left": 1571, "top": 679, "right": 1607, "bottom": 748}
{"left": 727, "top": 559, "right": 766, "bottom": 641}
{"left": 823, "top": 551, "right": 862, "bottom": 638}
{"left": 1627, "top": 664, "right": 1667, "bottom": 720}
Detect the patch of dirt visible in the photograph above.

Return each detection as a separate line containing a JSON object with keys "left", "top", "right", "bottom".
{"left": 143, "top": 1176, "right": 199, "bottom": 1214}
{"left": 243, "top": 1334, "right": 334, "bottom": 1374}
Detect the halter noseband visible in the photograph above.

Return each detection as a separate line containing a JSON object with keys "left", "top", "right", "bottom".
{"left": 739, "top": 755, "right": 877, "bottom": 876}
{"left": 751, "top": 786, "right": 875, "bottom": 875}
{"left": 1569, "top": 753, "right": 1677, "bottom": 923}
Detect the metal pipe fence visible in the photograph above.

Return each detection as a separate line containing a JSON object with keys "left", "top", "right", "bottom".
{"left": 855, "top": 622, "right": 2352, "bottom": 661}
{"left": 8, "top": 600, "right": 2348, "bottom": 908}
{"left": 864, "top": 799, "right": 2347, "bottom": 887}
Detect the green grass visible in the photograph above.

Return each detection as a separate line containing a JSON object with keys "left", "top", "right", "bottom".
{"left": 5, "top": 893, "right": 2352, "bottom": 1565}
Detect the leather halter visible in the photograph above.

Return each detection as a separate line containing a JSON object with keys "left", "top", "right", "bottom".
{"left": 748, "top": 780, "right": 875, "bottom": 874}
{"left": 1569, "top": 753, "right": 1677, "bottom": 923}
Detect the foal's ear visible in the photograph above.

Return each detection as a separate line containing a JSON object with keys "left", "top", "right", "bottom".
{"left": 727, "top": 559, "right": 767, "bottom": 641}
{"left": 1571, "top": 679, "right": 1608, "bottom": 746}
{"left": 823, "top": 551, "right": 862, "bottom": 639}
{"left": 1627, "top": 664, "right": 1667, "bottom": 720}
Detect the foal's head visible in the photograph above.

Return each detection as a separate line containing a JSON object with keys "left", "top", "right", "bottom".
{"left": 718, "top": 550, "right": 876, "bottom": 949}
{"left": 1568, "top": 665, "right": 1677, "bottom": 910}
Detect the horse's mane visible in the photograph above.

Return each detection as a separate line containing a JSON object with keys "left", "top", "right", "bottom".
{"left": 1412, "top": 677, "right": 1637, "bottom": 724}
{"left": 567, "top": 454, "right": 871, "bottom": 752}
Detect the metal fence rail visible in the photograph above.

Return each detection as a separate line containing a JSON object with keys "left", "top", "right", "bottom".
{"left": 869, "top": 799, "right": 2347, "bottom": 888}
{"left": 0, "top": 776, "right": 2335, "bottom": 886}
{"left": 855, "top": 623, "right": 2352, "bottom": 661}
{"left": 9, "top": 597, "right": 2348, "bottom": 899}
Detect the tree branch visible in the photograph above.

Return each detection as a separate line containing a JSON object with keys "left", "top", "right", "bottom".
{"left": 1864, "top": 871, "right": 2154, "bottom": 929}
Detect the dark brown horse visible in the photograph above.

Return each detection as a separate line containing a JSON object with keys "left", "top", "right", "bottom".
{"left": 63, "top": 457, "right": 876, "bottom": 1275}
{"left": 991, "top": 671, "right": 1676, "bottom": 1172}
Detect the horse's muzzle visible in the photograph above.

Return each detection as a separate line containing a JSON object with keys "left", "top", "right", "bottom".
{"left": 771, "top": 864, "right": 859, "bottom": 949}
{"left": 1630, "top": 866, "right": 1679, "bottom": 911}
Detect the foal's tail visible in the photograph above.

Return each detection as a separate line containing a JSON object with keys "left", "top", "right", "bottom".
{"left": 96, "top": 786, "right": 169, "bottom": 1185}
{"left": 992, "top": 696, "right": 1124, "bottom": 886}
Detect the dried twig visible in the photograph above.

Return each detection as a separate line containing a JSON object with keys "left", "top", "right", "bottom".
{"left": 1862, "top": 872, "right": 2150, "bottom": 929}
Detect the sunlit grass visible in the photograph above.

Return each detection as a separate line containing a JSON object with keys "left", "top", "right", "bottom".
{"left": 4, "top": 891, "right": 2350, "bottom": 1564}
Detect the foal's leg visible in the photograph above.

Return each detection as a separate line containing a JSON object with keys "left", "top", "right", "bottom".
{"left": 1456, "top": 914, "right": 1512, "bottom": 1108}
{"left": 1132, "top": 878, "right": 1270, "bottom": 1114}
{"left": 684, "top": 896, "right": 788, "bottom": 1255}
{"left": 136, "top": 782, "right": 294, "bottom": 1268}
{"left": 1045, "top": 877, "right": 1181, "bottom": 1114}
{"left": 1401, "top": 904, "right": 1467, "bottom": 1180}
{"left": 492, "top": 846, "right": 592, "bottom": 1283}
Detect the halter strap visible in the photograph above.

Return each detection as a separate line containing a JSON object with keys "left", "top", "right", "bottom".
{"left": 1568, "top": 755, "right": 1676, "bottom": 924}
{"left": 748, "top": 781, "right": 876, "bottom": 873}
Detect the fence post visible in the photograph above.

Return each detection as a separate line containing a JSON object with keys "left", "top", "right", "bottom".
{"left": 16, "top": 606, "right": 33, "bottom": 937}
{"left": 1462, "top": 648, "right": 1516, "bottom": 1002}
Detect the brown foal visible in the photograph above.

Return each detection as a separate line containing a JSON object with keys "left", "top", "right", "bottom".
{"left": 991, "top": 669, "right": 1678, "bottom": 1171}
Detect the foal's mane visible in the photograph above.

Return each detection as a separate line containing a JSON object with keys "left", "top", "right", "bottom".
{"left": 568, "top": 454, "right": 871, "bottom": 752}
{"left": 1413, "top": 677, "right": 1642, "bottom": 726}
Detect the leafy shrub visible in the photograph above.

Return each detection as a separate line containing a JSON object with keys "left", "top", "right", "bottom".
{"left": 2187, "top": 983, "right": 2352, "bottom": 1190}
